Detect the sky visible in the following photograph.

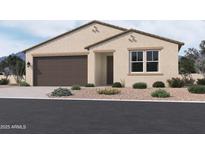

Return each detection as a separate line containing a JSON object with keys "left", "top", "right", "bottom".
{"left": 0, "top": 20, "right": 204, "bottom": 57}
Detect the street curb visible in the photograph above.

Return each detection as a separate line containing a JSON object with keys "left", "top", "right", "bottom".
{"left": 0, "top": 96, "right": 205, "bottom": 103}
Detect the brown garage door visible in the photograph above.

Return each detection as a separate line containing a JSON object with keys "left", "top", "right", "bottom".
{"left": 33, "top": 56, "right": 87, "bottom": 86}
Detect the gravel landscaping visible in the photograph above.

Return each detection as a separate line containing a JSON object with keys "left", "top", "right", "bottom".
{"left": 64, "top": 87, "right": 205, "bottom": 101}
{"left": 1, "top": 85, "right": 205, "bottom": 102}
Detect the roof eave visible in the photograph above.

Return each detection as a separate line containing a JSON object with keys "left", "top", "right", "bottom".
{"left": 85, "top": 30, "right": 131, "bottom": 50}
{"left": 23, "top": 20, "right": 127, "bottom": 53}
{"left": 85, "top": 29, "right": 185, "bottom": 51}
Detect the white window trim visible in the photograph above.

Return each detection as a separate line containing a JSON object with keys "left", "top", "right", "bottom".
{"left": 129, "top": 50, "right": 160, "bottom": 74}
{"left": 146, "top": 50, "right": 159, "bottom": 72}
{"left": 129, "top": 51, "right": 144, "bottom": 73}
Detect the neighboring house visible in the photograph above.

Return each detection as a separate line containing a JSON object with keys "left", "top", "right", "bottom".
{"left": 23, "top": 20, "right": 184, "bottom": 87}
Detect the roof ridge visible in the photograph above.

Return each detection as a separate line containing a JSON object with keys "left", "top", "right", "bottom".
{"left": 91, "top": 20, "right": 127, "bottom": 31}
{"left": 23, "top": 20, "right": 127, "bottom": 53}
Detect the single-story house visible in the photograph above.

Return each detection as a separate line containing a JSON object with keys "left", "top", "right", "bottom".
{"left": 23, "top": 20, "right": 184, "bottom": 87}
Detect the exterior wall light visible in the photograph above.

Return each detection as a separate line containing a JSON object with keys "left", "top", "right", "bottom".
{"left": 27, "top": 62, "right": 31, "bottom": 68}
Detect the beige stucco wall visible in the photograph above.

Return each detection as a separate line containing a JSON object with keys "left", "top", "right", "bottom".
{"left": 90, "top": 31, "right": 180, "bottom": 87}
{"left": 95, "top": 52, "right": 113, "bottom": 85}
{"left": 25, "top": 22, "right": 185, "bottom": 87}
{"left": 190, "top": 73, "right": 204, "bottom": 79}
{"left": 95, "top": 53, "right": 106, "bottom": 85}
{"left": 25, "top": 23, "right": 123, "bottom": 85}
{"left": 177, "top": 73, "right": 204, "bottom": 80}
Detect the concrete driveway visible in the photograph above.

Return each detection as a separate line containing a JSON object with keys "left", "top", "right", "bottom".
{"left": 0, "top": 86, "right": 62, "bottom": 98}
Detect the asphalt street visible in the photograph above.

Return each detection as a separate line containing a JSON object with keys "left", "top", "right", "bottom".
{"left": 0, "top": 99, "right": 205, "bottom": 134}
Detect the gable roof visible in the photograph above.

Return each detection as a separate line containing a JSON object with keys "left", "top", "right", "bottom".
{"left": 85, "top": 29, "right": 184, "bottom": 50}
{"left": 23, "top": 20, "right": 127, "bottom": 53}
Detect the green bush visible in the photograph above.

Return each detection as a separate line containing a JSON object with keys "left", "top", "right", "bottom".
{"left": 188, "top": 85, "right": 205, "bottom": 94}
{"left": 71, "top": 85, "right": 81, "bottom": 90}
{"left": 0, "top": 78, "right": 9, "bottom": 85}
{"left": 19, "top": 81, "right": 30, "bottom": 86}
{"left": 85, "top": 83, "right": 95, "bottom": 87}
{"left": 167, "top": 77, "right": 184, "bottom": 88}
{"left": 112, "top": 82, "right": 122, "bottom": 88}
{"left": 152, "top": 81, "right": 165, "bottom": 88}
{"left": 151, "top": 89, "right": 170, "bottom": 98}
{"left": 51, "top": 88, "right": 72, "bottom": 97}
{"left": 97, "top": 88, "right": 120, "bottom": 95}
{"left": 197, "top": 78, "right": 205, "bottom": 85}
{"left": 133, "top": 82, "right": 147, "bottom": 89}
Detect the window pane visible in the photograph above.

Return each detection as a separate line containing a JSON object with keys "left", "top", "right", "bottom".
{"left": 131, "top": 52, "right": 137, "bottom": 61}
{"left": 147, "top": 51, "right": 152, "bottom": 61}
{"left": 137, "top": 52, "right": 143, "bottom": 61}
{"left": 132, "top": 62, "right": 143, "bottom": 72}
{"left": 147, "top": 62, "right": 158, "bottom": 72}
{"left": 153, "top": 51, "right": 158, "bottom": 61}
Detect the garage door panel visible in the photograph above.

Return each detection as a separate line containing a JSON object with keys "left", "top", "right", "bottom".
{"left": 34, "top": 56, "right": 87, "bottom": 86}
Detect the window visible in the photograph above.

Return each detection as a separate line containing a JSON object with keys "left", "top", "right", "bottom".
{"left": 130, "top": 51, "right": 143, "bottom": 72}
{"left": 130, "top": 50, "right": 159, "bottom": 73}
{"left": 146, "top": 51, "right": 159, "bottom": 72}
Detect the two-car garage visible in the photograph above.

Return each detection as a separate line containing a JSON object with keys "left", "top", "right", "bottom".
{"left": 33, "top": 56, "right": 88, "bottom": 86}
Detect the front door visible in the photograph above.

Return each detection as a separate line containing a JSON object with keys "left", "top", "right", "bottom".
{"left": 107, "top": 56, "right": 113, "bottom": 85}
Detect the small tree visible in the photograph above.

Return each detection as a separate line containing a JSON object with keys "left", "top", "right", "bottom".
{"left": 200, "top": 40, "right": 205, "bottom": 53}
{"left": 179, "top": 56, "right": 196, "bottom": 77}
{"left": 179, "top": 56, "right": 196, "bottom": 85}
{"left": 0, "top": 60, "right": 11, "bottom": 79}
{"left": 2, "top": 67, "right": 11, "bottom": 79}
{"left": 185, "top": 41, "right": 205, "bottom": 78}
{"left": 0, "top": 55, "right": 25, "bottom": 83}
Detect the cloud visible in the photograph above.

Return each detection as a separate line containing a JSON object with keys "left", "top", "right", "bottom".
{"left": 0, "top": 20, "right": 87, "bottom": 56}
{"left": 0, "top": 35, "right": 33, "bottom": 56}
{"left": 0, "top": 20, "right": 204, "bottom": 57}
{"left": 0, "top": 20, "right": 87, "bottom": 38}
{"left": 107, "top": 20, "right": 205, "bottom": 55}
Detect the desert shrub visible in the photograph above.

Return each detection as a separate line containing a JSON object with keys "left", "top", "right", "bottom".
{"left": 97, "top": 88, "right": 120, "bottom": 95}
{"left": 133, "top": 82, "right": 147, "bottom": 89}
{"left": 182, "top": 77, "right": 195, "bottom": 86}
{"left": 112, "top": 82, "right": 122, "bottom": 88}
{"left": 188, "top": 85, "right": 205, "bottom": 94}
{"left": 197, "top": 78, "right": 205, "bottom": 85}
{"left": 151, "top": 89, "right": 170, "bottom": 98}
{"left": 167, "top": 77, "right": 184, "bottom": 88}
{"left": 51, "top": 88, "right": 72, "bottom": 97}
{"left": 0, "top": 78, "right": 9, "bottom": 85}
{"left": 152, "top": 81, "right": 165, "bottom": 88}
{"left": 19, "top": 81, "right": 30, "bottom": 86}
{"left": 71, "top": 85, "right": 81, "bottom": 90}
{"left": 85, "top": 83, "right": 95, "bottom": 87}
